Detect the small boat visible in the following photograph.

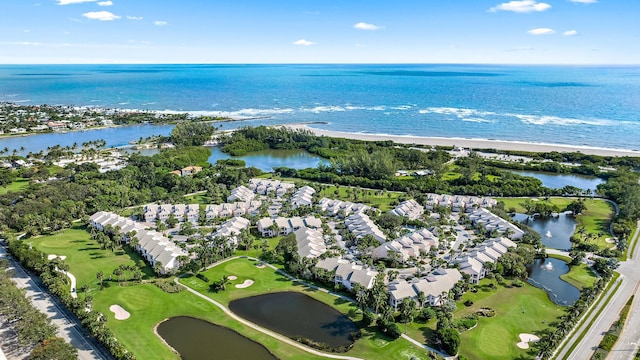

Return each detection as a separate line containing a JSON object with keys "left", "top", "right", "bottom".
{"left": 545, "top": 231, "right": 552, "bottom": 238}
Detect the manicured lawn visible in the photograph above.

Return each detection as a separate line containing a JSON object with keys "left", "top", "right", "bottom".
{"left": 30, "top": 230, "right": 323, "bottom": 360}
{"left": 457, "top": 281, "right": 564, "bottom": 360}
{"left": 406, "top": 279, "right": 564, "bottom": 360}
{"left": 547, "top": 254, "right": 598, "bottom": 290}
{"left": 0, "top": 177, "right": 30, "bottom": 194}
{"left": 181, "top": 258, "right": 436, "bottom": 360}
{"left": 498, "top": 197, "right": 615, "bottom": 250}
{"left": 182, "top": 193, "right": 211, "bottom": 205}
{"left": 33, "top": 232, "right": 434, "bottom": 360}
{"left": 315, "top": 185, "right": 403, "bottom": 211}
{"left": 29, "top": 224, "right": 154, "bottom": 289}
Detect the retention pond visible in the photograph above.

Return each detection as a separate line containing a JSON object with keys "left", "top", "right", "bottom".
{"left": 527, "top": 257, "right": 580, "bottom": 306}
{"left": 229, "top": 291, "right": 359, "bottom": 349}
{"left": 156, "top": 316, "right": 277, "bottom": 360}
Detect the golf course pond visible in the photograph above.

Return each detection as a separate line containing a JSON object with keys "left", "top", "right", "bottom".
{"left": 229, "top": 291, "right": 359, "bottom": 349}
{"left": 510, "top": 170, "right": 604, "bottom": 193}
{"left": 527, "top": 257, "right": 580, "bottom": 306}
{"left": 156, "top": 316, "right": 278, "bottom": 360}
{"left": 513, "top": 212, "right": 578, "bottom": 250}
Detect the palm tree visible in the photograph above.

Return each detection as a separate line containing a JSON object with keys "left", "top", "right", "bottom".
{"left": 417, "top": 291, "right": 426, "bottom": 308}
{"left": 353, "top": 283, "right": 368, "bottom": 319}
{"left": 399, "top": 297, "right": 417, "bottom": 333}
{"left": 96, "top": 271, "right": 104, "bottom": 290}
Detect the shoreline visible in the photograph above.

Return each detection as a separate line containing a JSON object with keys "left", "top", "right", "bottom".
{"left": 285, "top": 124, "right": 640, "bottom": 157}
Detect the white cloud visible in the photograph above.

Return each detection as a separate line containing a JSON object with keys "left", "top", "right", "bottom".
{"left": 57, "top": 0, "right": 96, "bottom": 4}
{"left": 353, "top": 22, "right": 384, "bottom": 31}
{"left": 293, "top": 39, "right": 315, "bottom": 46}
{"left": 506, "top": 46, "right": 535, "bottom": 51}
{"left": 528, "top": 27, "right": 555, "bottom": 35}
{"left": 126, "top": 16, "right": 143, "bottom": 20}
{"left": 97, "top": 1, "right": 113, "bottom": 6}
{"left": 489, "top": 0, "right": 551, "bottom": 13}
{"left": 563, "top": 30, "right": 579, "bottom": 36}
{"left": 569, "top": 0, "right": 597, "bottom": 3}
{"left": 11, "top": 41, "right": 41, "bottom": 46}
{"left": 154, "top": 20, "right": 168, "bottom": 26}
{"left": 82, "top": 11, "right": 121, "bottom": 21}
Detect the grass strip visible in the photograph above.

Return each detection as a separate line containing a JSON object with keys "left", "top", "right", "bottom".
{"left": 560, "top": 272, "right": 621, "bottom": 360}
{"left": 626, "top": 226, "right": 640, "bottom": 260}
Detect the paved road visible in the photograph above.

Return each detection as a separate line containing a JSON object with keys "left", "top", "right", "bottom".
{"left": 555, "top": 221, "right": 640, "bottom": 360}
{"left": 0, "top": 242, "right": 111, "bottom": 360}
{"left": 608, "top": 222, "right": 640, "bottom": 360}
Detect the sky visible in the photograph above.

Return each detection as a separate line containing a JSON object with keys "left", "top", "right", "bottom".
{"left": 0, "top": 0, "right": 638, "bottom": 64}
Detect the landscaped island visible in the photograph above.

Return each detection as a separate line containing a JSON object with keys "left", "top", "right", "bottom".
{"left": 1, "top": 119, "right": 638, "bottom": 360}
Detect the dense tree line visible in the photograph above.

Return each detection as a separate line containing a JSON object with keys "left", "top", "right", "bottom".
{"left": 597, "top": 171, "right": 640, "bottom": 241}
{"left": 0, "top": 257, "right": 77, "bottom": 359}
{"left": 170, "top": 122, "right": 217, "bottom": 147}
{"left": 5, "top": 238, "right": 135, "bottom": 359}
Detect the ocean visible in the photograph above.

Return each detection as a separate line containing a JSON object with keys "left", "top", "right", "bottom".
{"left": 1, "top": 64, "right": 639, "bottom": 150}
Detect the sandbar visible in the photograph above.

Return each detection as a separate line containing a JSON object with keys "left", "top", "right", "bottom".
{"left": 285, "top": 124, "right": 640, "bottom": 157}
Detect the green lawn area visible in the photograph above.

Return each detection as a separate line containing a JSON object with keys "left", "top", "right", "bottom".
{"left": 315, "top": 185, "right": 403, "bottom": 212}
{"left": 498, "top": 197, "right": 615, "bottom": 250}
{"left": 407, "top": 279, "right": 564, "bottom": 360}
{"left": 29, "top": 224, "right": 154, "bottom": 289}
{"left": 32, "top": 231, "right": 433, "bottom": 360}
{"left": 180, "top": 258, "right": 435, "bottom": 360}
{"left": 183, "top": 193, "right": 211, "bottom": 205}
{"left": 547, "top": 254, "right": 598, "bottom": 290}
{"left": 0, "top": 177, "right": 30, "bottom": 194}
{"left": 457, "top": 281, "right": 564, "bottom": 360}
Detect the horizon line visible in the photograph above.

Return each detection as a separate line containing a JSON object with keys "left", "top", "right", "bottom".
{"left": 0, "top": 62, "right": 639, "bottom": 66}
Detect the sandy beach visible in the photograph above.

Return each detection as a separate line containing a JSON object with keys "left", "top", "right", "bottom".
{"left": 285, "top": 124, "right": 640, "bottom": 157}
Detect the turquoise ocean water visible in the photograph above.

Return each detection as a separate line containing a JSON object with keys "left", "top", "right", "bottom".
{"left": 1, "top": 64, "right": 639, "bottom": 150}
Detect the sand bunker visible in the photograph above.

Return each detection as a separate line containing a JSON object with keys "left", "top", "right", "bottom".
{"left": 605, "top": 238, "right": 616, "bottom": 244}
{"left": 109, "top": 305, "right": 131, "bottom": 320}
{"left": 255, "top": 263, "right": 266, "bottom": 268}
{"left": 235, "top": 280, "right": 254, "bottom": 288}
{"left": 516, "top": 333, "right": 540, "bottom": 349}
{"left": 47, "top": 254, "right": 67, "bottom": 261}
{"left": 228, "top": 275, "right": 238, "bottom": 280}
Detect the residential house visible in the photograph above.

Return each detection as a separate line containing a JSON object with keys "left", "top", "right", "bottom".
{"left": 344, "top": 212, "right": 386, "bottom": 243}
{"left": 387, "top": 268, "right": 463, "bottom": 308}
{"left": 248, "top": 178, "right": 295, "bottom": 196}
{"left": 227, "top": 185, "right": 255, "bottom": 202}
{"left": 256, "top": 216, "right": 322, "bottom": 237}
{"left": 291, "top": 186, "right": 316, "bottom": 209}
{"left": 181, "top": 166, "right": 203, "bottom": 176}
{"left": 468, "top": 208, "right": 524, "bottom": 239}
{"left": 210, "top": 217, "right": 251, "bottom": 246}
{"left": 89, "top": 211, "right": 187, "bottom": 274}
{"left": 294, "top": 227, "right": 326, "bottom": 258}
{"left": 372, "top": 228, "right": 439, "bottom": 262}
{"left": 315, "top": 258, "right": 379, "bottom": 290}
{"left": 318, "top": 198, "right": 369, "bottom": 217}
{"left": 389, "top": 199, "right": 424, "bottom": 220}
